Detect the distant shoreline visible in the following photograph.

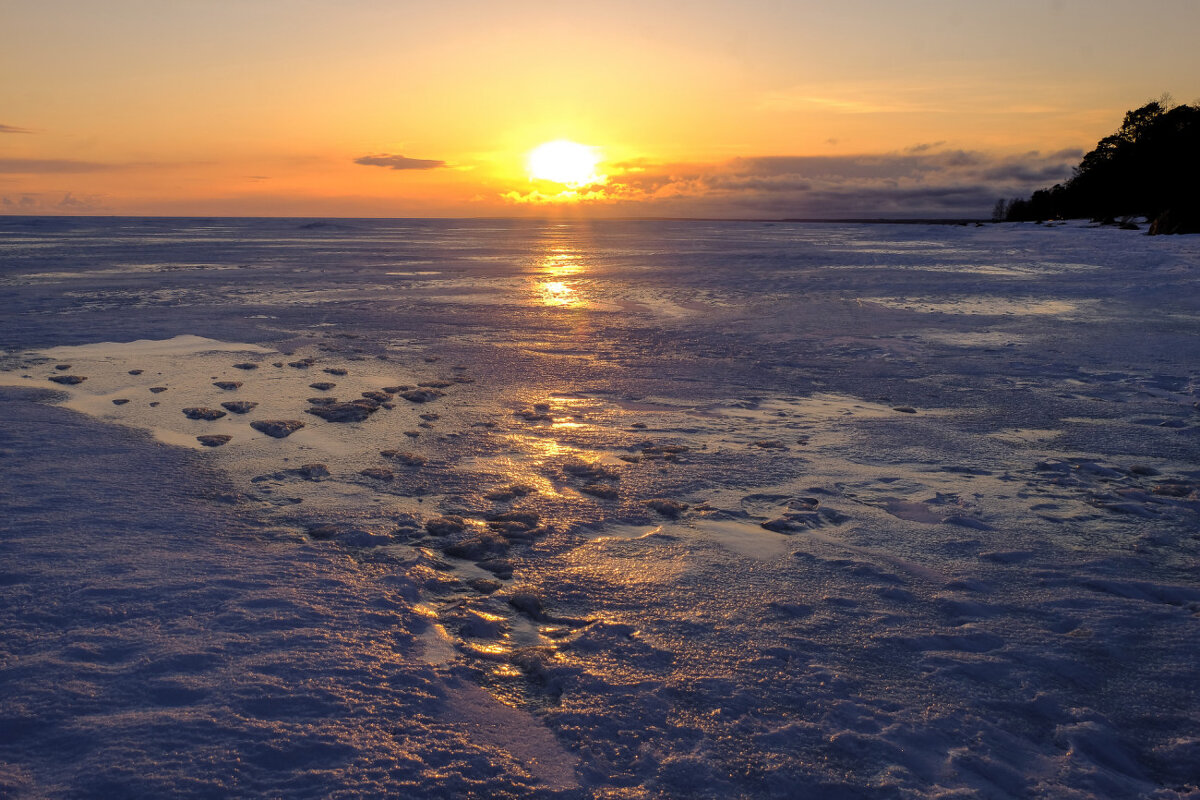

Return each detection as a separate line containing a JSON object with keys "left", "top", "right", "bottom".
{"left": 777, "top": 217, "right": 988, "bottom": 225}
{"left": 0, "top": 213, "right": 992, "bottom": 225}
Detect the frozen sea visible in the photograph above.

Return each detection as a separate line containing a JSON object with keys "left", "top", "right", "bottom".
{"left": 1, "top": 217, "right": 1198, "bottom": 799}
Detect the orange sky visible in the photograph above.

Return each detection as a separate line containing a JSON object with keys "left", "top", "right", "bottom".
{"left": 3, "top": 0, "right": 1198, "bottom": 218}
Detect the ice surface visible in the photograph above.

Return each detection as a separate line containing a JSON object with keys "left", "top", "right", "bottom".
{"left": 37, "top": 334, "right": 273, "bottom": 358}
{"left": 2, "top": 217, "right": 1199, "bottom": 798}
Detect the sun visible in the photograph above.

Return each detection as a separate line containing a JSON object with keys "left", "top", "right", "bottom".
{"left": 526, "top": 140, "right": 602, "bottom": 186}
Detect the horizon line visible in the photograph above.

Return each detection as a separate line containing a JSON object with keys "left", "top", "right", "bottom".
{"left": 0, "top": 213, "right": 992, "bottom": 225}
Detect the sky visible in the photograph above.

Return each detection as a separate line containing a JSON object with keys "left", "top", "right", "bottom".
{"left": 3, "top": 0, "right": 1199, "bottom": 218}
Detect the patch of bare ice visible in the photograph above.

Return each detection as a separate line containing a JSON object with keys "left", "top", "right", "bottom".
{"left": 39, "top": 334, "right": 273, "bottom": 358}
{"left": 861, "top": 296, "right": 1089, "bottom": 316}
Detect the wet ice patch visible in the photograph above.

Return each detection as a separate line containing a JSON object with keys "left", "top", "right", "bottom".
{"left": 0, "top": 335, "right": 477, "bottom": 542}
{"left": 914, "top": 329, "right": 1030, "bottom": 348}
{"left": 39, "top": 334, "right": 272, "bottom": 359}
{"left": 862, "top": 295, "right": 1089, "bottom": 317}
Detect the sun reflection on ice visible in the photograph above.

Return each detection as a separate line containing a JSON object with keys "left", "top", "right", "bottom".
{"left": 541, "top": 249, "right": 583, "bottom": 278}
{"left": 492, "top": 663, "right": 524, "bottom": 678}
{"left": 535, "top": 248, "right": 586, "bottom": 307}
{"left": 540, "top": 280, "right": 577, "bottom": 306}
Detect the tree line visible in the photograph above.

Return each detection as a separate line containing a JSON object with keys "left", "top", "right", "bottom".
{"left": 996, "top": 96, "right": 1200, "bottom": 234}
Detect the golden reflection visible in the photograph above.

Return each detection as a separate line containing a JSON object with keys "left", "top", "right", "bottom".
{"left": 534, "top": 248, "right": 588, "bottom": 308}
{"left": 541, "top": 250, "right": 583, "bottom": 279}
{"left": 540, "top": 280, "right": 577, "bottom": 307}
{"left": 549, "top": 395, "right": 591, "bottom": 406}
{"left": 502, "top": 434, "right": 574, "bottom": 460}
{"left": 460, "top": 641, "right": 511, "bottom": 662}
{"left": 549, "top": 396, "right": 592, "bottom": 428}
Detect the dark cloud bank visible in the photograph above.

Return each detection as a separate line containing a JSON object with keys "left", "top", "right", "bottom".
{"left": 592, "top": 148, "right": 1082, "bottom": 218}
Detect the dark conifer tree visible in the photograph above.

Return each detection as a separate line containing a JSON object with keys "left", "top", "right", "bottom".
{"left": 1004, "top": 97, "right": 1200, "bottom": 233}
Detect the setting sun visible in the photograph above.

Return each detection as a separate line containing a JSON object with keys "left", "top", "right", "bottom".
{"left": 526, "top": 140, "right": 603, "bottom": 186}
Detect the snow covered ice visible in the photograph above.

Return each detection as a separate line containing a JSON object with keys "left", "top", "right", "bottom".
{"left": 1, "top": 217, "right": 1198, "bottom": 798}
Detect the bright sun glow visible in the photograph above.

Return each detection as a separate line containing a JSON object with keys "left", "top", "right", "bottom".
{"left": 526, "top": 140, "right": 602, "bottom": 186}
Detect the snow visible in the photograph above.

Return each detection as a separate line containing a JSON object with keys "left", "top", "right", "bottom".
{"left": 38, "top": 334, "right": 274, "bottom": 358}
{"left": 0, "top": 388, "right": 564, "bottom": 799}
{"left": 1, "top": 216, "right": 1199, "bottom": 798}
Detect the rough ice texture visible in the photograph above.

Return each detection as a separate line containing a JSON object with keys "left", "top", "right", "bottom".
{"left": 0, "top": 389, "right": 575, "bottom": 798}
{"left": 1, "top": 217, "right": 1199, "bottom": 799}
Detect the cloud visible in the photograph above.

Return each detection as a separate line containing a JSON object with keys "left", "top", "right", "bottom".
{"left": 906, "top": 141, "right": 946, "bottom": 154}
{"left": 760, "top": 93, "right": 941, "bottom": 114}
{"left": 55, "top": 192, "right": 105, "bottom": 210}
{"left": 980, "top": 162, "right": 1071, "bottom": 183}
{"left": 2, "top": 194, "right": 41, "bottom": 210}
{"left": 354, "top": 154, "right": 447, "bottom": 171}
{"left": 758, "top": 84, "right": 953, "bottom": 115}
{"left": 0, "top": 124, "right": 33, "bottom": 134}
{"left": 503, "top": 147, "right": 1081, "bottom": 218}
{"left": 2, "top": 192, "right": 107, "bottom": 212}
{"left": 0, "top": 158, "right": 115, "bottom": 174}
